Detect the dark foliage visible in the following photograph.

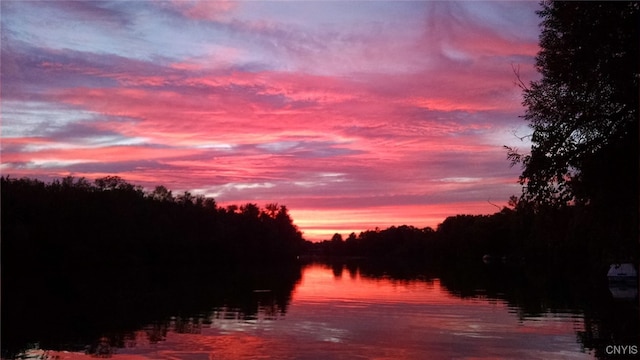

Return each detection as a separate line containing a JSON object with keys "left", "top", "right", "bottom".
{"left": 310, "top": 226, "right": 437, "bottom": 262}
{"left": 504, "top": 1, "right": 639, "bottom": 264}
{"left": 309, "top": 202, "right": 637, "bottom": 281}
{"left": 508, "top": 1, "right": 639, "bottom": 207}
{"left": 1, "top": 175, "right": 305, "bottom": 356}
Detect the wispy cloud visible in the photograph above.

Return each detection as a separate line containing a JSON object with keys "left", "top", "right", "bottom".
{"left": 1, "top": 1, "right": 540, "bottom": 240}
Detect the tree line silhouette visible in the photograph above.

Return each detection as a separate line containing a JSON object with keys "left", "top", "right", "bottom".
{"left": 308, "top": 196, "right": 637, "bottom": 282}
{"left": 1, "top": 175, "right": 305, "bottom": 356}
{"left": 2, "top": 175, "right": 305, "bottom": 271}
{"left": 3, "top": 174, "right": 636, "bottom": 297}
{"left": 2, "top": 174, "right": 637, "bottom": 357}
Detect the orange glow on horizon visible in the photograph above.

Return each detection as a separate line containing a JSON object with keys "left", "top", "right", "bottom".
{"left": 2, "top": 0, "right": 539, "bottom": 246}
{"left": 289, "top": 201, "right": 512, "bottom": 242}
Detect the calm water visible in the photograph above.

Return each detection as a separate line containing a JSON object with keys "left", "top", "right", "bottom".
{"left": 11, "top": 262, "right": 639, "bottom": 359}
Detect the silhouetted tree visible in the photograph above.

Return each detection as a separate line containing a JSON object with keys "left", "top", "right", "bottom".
{"left": 225, "top": 204, "right": 239, "bottom": 214}
{"left": 95, "top": 175, "right": 141, "bottom": 193}
{"left": 508, "top": 1, "right": 638, "bottom": 208}
{"left": 149, "top": 185, "right": 174, "bottom": 202}
{"left": 240, "top": 203, "right": 260, "bottom": 218}
{"left": 1, "top": 175, "right": 305, "bottom": 276}
{"left": 506, "top": 1, "right": 639, "bottom": 262}
{"left": 1, "top": 175, "right": 304, "bottom": 356}
{"left": 264, "top": 203, "right": 280, "bottom": 218}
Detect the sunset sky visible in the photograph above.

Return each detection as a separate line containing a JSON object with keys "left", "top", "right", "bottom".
{"left": 1, "top": 1, "right": 541, "bottom": 241}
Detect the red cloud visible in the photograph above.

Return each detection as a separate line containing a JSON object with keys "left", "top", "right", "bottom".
{"left": 2, "top": 1, "right": 540, "bottom": 240}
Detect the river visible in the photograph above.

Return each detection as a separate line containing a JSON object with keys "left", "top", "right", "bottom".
{"left": 8, "top": 262, "right": 639, "bottom": 359}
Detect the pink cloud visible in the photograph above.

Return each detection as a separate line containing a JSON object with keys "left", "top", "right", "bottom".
{"left": 2, "top": 145, "right": 198, "bottom": 165}
{"left": 1, "top": 1, "right": 541, "bottom": 241}
{"left": 166, "top": 0, "right": 237, "bottom": 21}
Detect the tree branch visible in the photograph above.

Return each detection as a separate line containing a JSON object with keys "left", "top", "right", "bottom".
{"left": 512, "top": 63, "right": 529, "bottom": 91}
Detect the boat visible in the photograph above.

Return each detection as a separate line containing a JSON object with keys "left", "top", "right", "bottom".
{"left": 607, "top": 263, "right": 638, "bottom": 282}
{"left": 607, "top": 263, "right": 638, "bottom": 300}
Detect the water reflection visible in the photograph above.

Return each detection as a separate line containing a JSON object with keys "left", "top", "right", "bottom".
{"left": 1, "top": 263, "right": 301, "bottom": 358}
{"left": 292, "top": 263, "right": 588, "bottom": 358}
{"left": 4, "top": 261, "right": 638, "bottom": 359}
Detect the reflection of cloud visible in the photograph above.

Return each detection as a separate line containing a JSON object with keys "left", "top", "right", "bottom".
{"left": 17, "top": 263, "right": 588, "bottom": 359}
{"left": 296, "top": 321, "right": 349, "bottom": 343}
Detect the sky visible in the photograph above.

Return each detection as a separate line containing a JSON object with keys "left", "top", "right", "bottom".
{"left": 1, "top": 1, "right": 541, "bottom": 241}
